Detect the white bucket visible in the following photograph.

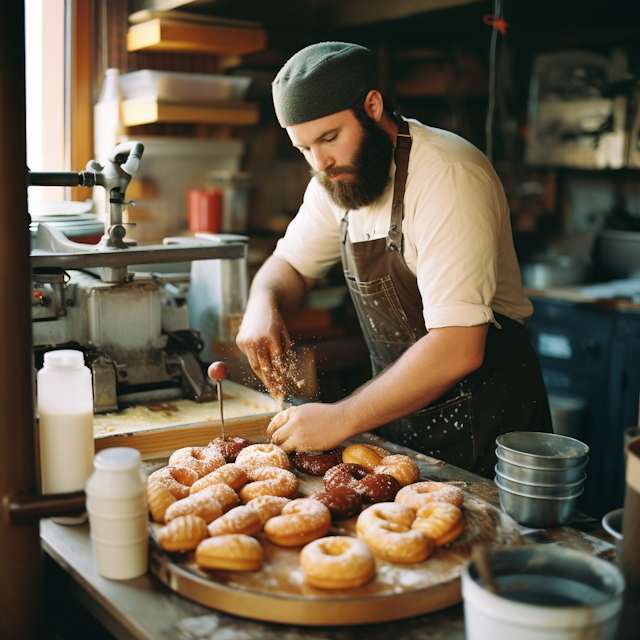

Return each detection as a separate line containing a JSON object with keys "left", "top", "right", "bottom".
{"left": 462, "top": 546, "right": 624, "bottom": 640}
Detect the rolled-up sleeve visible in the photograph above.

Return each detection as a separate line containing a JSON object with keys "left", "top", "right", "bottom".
{"left": 410, "top": 160, "right": 505, "bottom": 329}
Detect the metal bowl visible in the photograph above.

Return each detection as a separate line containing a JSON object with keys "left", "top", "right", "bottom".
{"left": 495, "top": 475, "right": 583, "bottom": 527}
{"left": 495, "top": 467, "right": 585, "bottom": 497}
{"left": 496, "top": 432, "right": 589, "bottom": 469}
{"left": 496, "top": 449, "right": 589, "bottom": 484}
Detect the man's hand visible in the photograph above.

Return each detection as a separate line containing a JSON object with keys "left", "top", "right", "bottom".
{"left": 267, "top": 403, "right": 351, "bottom": 453}
{"left": 236, "top": 303, "right": 292, "bottom": 397}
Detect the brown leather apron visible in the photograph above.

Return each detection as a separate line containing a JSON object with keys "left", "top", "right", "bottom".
{"left": 339, "top": 115, "right": 552, "bottom": 478}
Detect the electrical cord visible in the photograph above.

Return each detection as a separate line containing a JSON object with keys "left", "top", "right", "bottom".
{"left": 484, "top": 0, "right": 506, "bottom": 164}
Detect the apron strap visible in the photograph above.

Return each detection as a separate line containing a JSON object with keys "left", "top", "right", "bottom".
{"left": 340, "top": 211, "right": 350, "bottom": 244}
{"left": 387, "top": 113, "right": 412, "bottom": 253}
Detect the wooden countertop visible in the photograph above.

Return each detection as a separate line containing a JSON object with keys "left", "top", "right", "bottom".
{"left": 40, "top": 433, "right": 616, "bottom": 640}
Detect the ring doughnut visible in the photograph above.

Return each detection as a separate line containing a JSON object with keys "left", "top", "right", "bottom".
{"left": 164, "top": 483, "right": 237, "bottom": 524}
{"left": 264, "top": 498, "right": 331, "bottom": 547}
{"left": 190, "top": 463, "right": 248, "bottom": 494}
{"left": 411, "top": 502, "right": 465, "bottom": 546}
{"left": 309, "top": 488, "right": 362, "bottom": 520}
{"left": 169, "top": 447, "right": 226, "bottom": 478}
{"left": 342, "top": 444, "right": 390, "bottom": 471}
{"left": 245, "top": 495, "right": 290, "bottom": 526}
{"left": 291, "top": 447, "right": 344, "bottom": 476}
{"left": 395, "top": 481, "right": 464, "bottom": 511}
{"left": 356, "top": 502, "right": 434, "bottom": 564}
{"left": 235, "top": 443, "right": 291, "bottom": 473}
{"left": 373, "top": 455, "right": 420, "bottom": 486}
{"left": 324, "top": 464, "right": 400, "bottom": 503}
{"left": 195, "top": 534, "right": 264, "bottom": 571}
{"left": 207, "top": 505, "right": 263, "bottom": 537}
{"left": 157, "top": 514, "right": 208, "bottom": 552}
{"left": 149, "top": 465, "right": 198, "bottom": 500}
{"left": 147, "top": 478, "right": 177, "bottom": 523}
{"left": 206, "top": 436, "right": 252, "bottom": 463}
{"left": 324, "top": 463, "right": 370, "bottom": 492}
{"left": 239, "top": 466, "right": 298, "bottom": 503}
{"left": 300, "top": 536, "right": 376, "bottom": 589}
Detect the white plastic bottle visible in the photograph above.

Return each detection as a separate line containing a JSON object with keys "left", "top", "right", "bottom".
{"left": 93, "top": 68, "right": 126, "bottom": 164}
{"left": 85, "top": 447, "right": 149, "bottom": 580}
{"left": 37, "top": 349, "right": 94, "bottom": 524}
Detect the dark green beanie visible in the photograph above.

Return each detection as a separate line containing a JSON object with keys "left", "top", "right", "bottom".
{"left": 272, "top": 42, "right": 376, "bottom": 128}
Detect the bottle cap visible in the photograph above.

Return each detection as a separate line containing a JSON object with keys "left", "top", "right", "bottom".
{"left": 43, "top": 349, "right": 85, "bottom": 370}
{"left": 94, "top": 447, "right": 141, "bottom": 471}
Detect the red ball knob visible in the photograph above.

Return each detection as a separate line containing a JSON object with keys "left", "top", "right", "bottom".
{"left": 208, "top": 361, "right": 229, "bottom": 382}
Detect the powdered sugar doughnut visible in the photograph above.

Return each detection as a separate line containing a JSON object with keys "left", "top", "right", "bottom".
{"left": 157, "top": 514, "right": 208, "bottom": 552}
{"left": 207, "top": 505, "right": 263, "bottom": 537}
{"left": 411, "top": 502, "right": 465, "bottom": 546}
{"left": 301, "top": 536, "right": 375, "bottom": 589}
{"left": 291, "top": 447, "right": 344, "bottom": 476}
{"left": 149, "top": 465, "right": 198, "bottom": 500}
{"left": 324, "top": 463, "right": 370, "bottom": 492}
{"left": 190, "top": 463, "right": 248, "bottom": 494}
{"left": 235, "top": 443, "right": 291, "bottom": 473}
{"left": 245, "top": 495, "right": 290, "bottom": 526}
{"left": 264, "top": 498, "right": 331, "bottom": 547}
{"left": 195, "top": 534, "right": 264, "bottom": 571}
{"left": 239, "top": 466, "right": 298, "bottom": 503}
{"left": 373, "top": 455, "right": 420, "bottom": 486}
{"left": 164, "top": 483, "right": 237, "bottom": 524}
{"left": 206, "top": 436, "right": 252, "bottom": 463}
{"left": 342, "top": 443, "right": 390, "bottom": 470}
{"left": 169, "top": 447, "right": 226, "bottom": 478}
{"left": 395, "top": 482, "right": 464, "bottom": 512}
{"left": 356, "top": 502, "right": 434, "bottom": 564}
{"left": 147, "top": 478, "right": 177, "bottom": 523}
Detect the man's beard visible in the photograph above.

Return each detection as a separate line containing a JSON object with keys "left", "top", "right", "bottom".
{"left": 311, "top": 113, "right": 394, "bottom": 211}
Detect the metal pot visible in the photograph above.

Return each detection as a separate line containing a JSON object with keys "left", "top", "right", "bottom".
{"left": 520, "top": 255, "right": 591, "bottom": 288}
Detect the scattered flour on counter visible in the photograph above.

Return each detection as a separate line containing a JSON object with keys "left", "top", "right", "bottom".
{"left": 377, "top": 565, "right": 428, "bottom": 589}
{"left": 288, "top": 567, "right": 305, "bottom": 585}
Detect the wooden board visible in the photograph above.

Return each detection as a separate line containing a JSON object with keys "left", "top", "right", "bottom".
{"left": 146, "top": 437, "right": 522, "bottom": 626}
{"left": 126, "top": 18, "right": 267, "bottom": 55}
{"left": 121, "top": 98, "right": 260, "bottom": 127}
{"left": 93, "top": 380, "right": 279, "bottom": 458}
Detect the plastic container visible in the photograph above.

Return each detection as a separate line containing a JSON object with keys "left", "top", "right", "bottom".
{"left": 187, "top": 188, "right": 222, "bottom": 233}
{"left": 462, "top": 546, "right": 625, "bottom": 640}
{"left": 86, "top": 447, "right": 149, "bottom": 580}
{"left": 206, "top": 170, "right": 251, "bottom": 232}
{"left": 37, "top": 349, "right": 94, "bottom": 524}
{"left": 119, "top": 70, "right": 252, "bottom": 104}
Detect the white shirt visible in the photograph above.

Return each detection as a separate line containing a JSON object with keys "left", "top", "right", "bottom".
{"left": 273, "top": 119, "right": 533, "bottom": 330}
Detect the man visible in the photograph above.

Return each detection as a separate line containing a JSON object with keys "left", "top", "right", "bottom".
{"left": 236, "top": 41, "right": 552, "bottom": 478}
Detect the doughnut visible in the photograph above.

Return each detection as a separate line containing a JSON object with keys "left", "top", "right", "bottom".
{"left": 195, "top": 534, "right": 264, "bottom": 571}
{"left": 291, "top": 447, "right": 344, "bottom": 476}
{"left": 146, "top": 477, "right": 177, "bottom": 523}
{"left": 206, "top": 436, "right": 252, "bottom": 463}
{"left": 324, "top": 463, "right": 370, "bottom": 492}
{"left": 411, "top": 502, "right": 465, "bottom": 547}
{"left": 356, "top": 502, "right": 434, "bottom": 564}
{"left": 264, "top": 498, "right": 331, "bottom": 547}
{"left": 342, "top": 443, "right": 390, "bottom": 470}
{"left": 168, "top": 447, "right": 226, "bottom": 478}
{"left": 300, "top": 536, "right": 376, "bottom": 589}
{"left": 235, "top": 443, "right": 291, "bottom": 473}
{"left": 373, "top": 455, "right": 420, "bottom": 486}
{"left": 157, "top": 514, "right": 208, "bottom": 552}
{"left": 395, "top": 481, "right": 464, "bottom": 512}
{"left": 207, "top": 505, "right": 263, "bottom": 537}
{"left": 190, "top": 463, "right": 248, "bottom": 494}
{"left": 164, "top": 483, "right": 237, "bottom": 524}
{"left": 323, "top": 464, "right": 400, "bottom": 503}
{"left": 245, "top": 495, "right": 290, "bottom": 526}
{"left": 148, "top": 465, "right": 198, "bottom": 500}
{"left": 357, "top": 473, "right": 401, "bottom": 503}
{"left": 309, "top": 488, "right": 362, "bottom": 520}
{"left": 239, "top": 466, "right": 299, "bottom": 503}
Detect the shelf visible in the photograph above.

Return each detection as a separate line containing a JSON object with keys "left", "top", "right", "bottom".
{"left": 126, "top": 17, "right": 267, "bottom": 55}
{"left": 121, "top": 98, "right": 260, "bottom": 127}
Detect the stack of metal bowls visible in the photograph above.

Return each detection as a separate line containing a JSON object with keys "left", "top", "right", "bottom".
{"left": 495, "top": 432, "right": 589, "bottom": 528}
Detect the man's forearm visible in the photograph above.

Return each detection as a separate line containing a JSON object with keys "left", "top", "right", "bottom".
{"left": 337, "top": 325, "right": 489, "bottom": 437}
